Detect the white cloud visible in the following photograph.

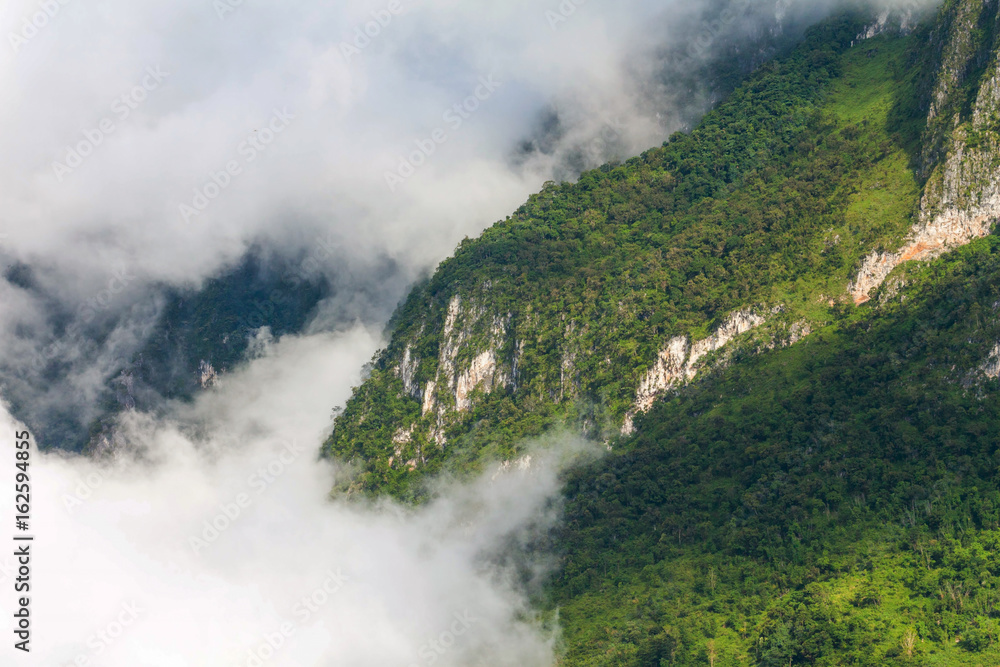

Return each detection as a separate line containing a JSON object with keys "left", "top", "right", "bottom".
{"left": 0, "top": 0, "right": 671, "bottom": 289}
{"left": 3, "top": 0, "right": 936, "bottom": 289}
{"left": 0, "top": 1, "right": 945, "bottom": 663}
{"left": 0, "top": 326, "right": 585, "bottom": 666}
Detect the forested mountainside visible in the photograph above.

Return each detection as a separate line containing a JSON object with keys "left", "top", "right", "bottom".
{"left": 83, "top": 250, "right": 333, "bottom": 452}
{"left": 2, "top": 249, "right": 331, "bottom": 452}
{"left": 553, "top": 237, "right": 1000, "bottom": 665}
{"left": 325, "top": 9, "right": 942, "bottom": 496}
{"left": 325, "top": 0, "right": 1000, "bottom": 663}
{"left": 0, "top": 4, "right": 820, "bottom": 456}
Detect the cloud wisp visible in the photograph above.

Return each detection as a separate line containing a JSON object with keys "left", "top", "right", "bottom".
{"left": 0, "top": 326, "right": 587, "bottom": 666}
{"left": 0, "top": 0, "right": 942, "bottom": 450}
{"left": 2, "top": 0, "right": 935, "bottom": 287}
{"left": 0, "top": 1, "right": 944, "bottom": 664}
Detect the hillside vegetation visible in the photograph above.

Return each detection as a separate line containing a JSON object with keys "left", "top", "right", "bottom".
{"left": 325, "top": 12, "right": 933, "bottom": 497}
{"left": 326, "top": 1, "right": 1000, "bottom": 664}
{"left": 552, "top": 236, "right": 1000, "bottom": 665}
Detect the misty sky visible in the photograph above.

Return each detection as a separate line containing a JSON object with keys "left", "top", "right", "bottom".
{"left": 0, "top": 328, "right": 584, "bottom": 666}
{"left": 0, "top": 0, "right": 934, "bottom": 381}
{"left": 2, "top": 0, "right": 691, "bottom": 294}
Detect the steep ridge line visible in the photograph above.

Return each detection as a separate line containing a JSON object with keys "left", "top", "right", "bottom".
{"left": 850, "top": 1, "right": 1000, "bottom": 304}
{"left": 622, "top": 308, "right": 767, "bottom": 434}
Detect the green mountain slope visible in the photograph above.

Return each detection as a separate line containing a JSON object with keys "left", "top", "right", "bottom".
{"left": 84, "top": 250, "right": 330, "bottom": 452}
{"left": 325, "top": 11, "right": 934, "bottom": 496}
{"left": 324, "top": 1, "right": 1000, "bottom": 664}
{"left": 0, "top": 249, "right": 331, "bottom": 452}
{"left": 552, "top": 237, "right": 1000, "bottom": 665}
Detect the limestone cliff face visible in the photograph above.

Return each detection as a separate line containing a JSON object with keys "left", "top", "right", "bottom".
{"left": 392, "top": 295, "right": 513, "bottom": 446}
{"left": 398, "top": 346, "right": 420, "bottom": 399}
{"left": 979, "top": 343, "right": 1000, "bottom": 379}
{"left": 851, "top": 0, "right": 1000, "bottom": 304}
{"left": 380, "top": 293, "right": 777, "bottom": 451}
{"left": 329, "top": 4, "right": 1000, "bottom": 476}
{"left": 623, "top": 309, "right": 767, "bottom": 434}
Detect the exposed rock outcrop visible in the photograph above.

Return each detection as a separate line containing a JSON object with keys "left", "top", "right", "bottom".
{"left": 849, "top": 195, "right": 999, "bottom": 304}
{"left": 980, "top": 343, "right": 1000, "bottom": 379}
{"left": 455, "top": 350, "right": 498, "bottom": 412}
{"left": 408, "top": 295, "right": 513, "bottom": 445}
{"left": 623, "top": 309, "right": 767, "bottom": 434}
{"left": 396, "top": 345, "right": 420, "bottom": 399}
{"left": 490, "top": 454, "right": 533, "bottom": 481}
{"left": 421, "top": 381, "right": 438, "bottom": 416}
{"left": 850, "top": 0, "right": 1000, "bottom": 304}
{"left": 198, "top": 360, "right": 218, "bottom": 388}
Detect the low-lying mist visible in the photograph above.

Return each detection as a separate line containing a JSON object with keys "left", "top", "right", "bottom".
{"left": 0, "top": 326, "right": 599, "bottom": 666}
{"left": 0, "top": 0, "right": 946, "bottom": 664}
{"left": 0, "top": 0, "right": 942, "bottom": 452}
{"left": 0, "top": 0, "right": 940, "bottom": 452}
